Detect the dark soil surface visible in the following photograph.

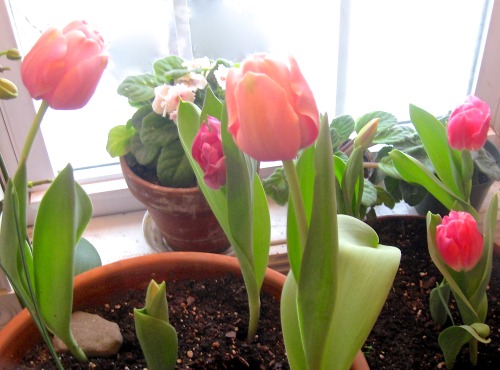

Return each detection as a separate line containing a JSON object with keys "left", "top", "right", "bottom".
{"left": 16, "top": 274, "right": 288, "bottom": 370}
{"left": 365, "top": 216, "right": 500, "bottom": 370}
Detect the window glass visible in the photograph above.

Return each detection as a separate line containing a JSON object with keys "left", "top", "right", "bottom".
{"left": 4, "top": 0, "right": 491, "bottom": 178}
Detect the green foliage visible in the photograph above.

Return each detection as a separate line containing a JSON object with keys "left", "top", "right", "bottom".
{"left": 134, "top": 280, "right": 178, "bottom": 370}
{"left": 177, "top": 87, "right": 270, "bottom": 340}
{"left": 107, "top": 56, "right": 231, "bottom": 188}
{"left": 281, "top": 117, "right": 401, "bottom": 370}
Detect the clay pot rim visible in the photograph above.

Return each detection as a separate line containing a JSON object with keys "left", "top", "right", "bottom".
{"left": 120, "top": 156, "right": 200, "bottom": 195}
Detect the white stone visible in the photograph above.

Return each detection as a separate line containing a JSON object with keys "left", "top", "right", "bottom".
{"left": 53, "top": 311, "right": 123, "bottom": 357}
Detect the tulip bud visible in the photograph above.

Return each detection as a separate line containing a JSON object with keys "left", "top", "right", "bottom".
{"left": 6, "top": 48, "right": 22, "bottom": 61}
{"left": 0, "top": 77, "right": 18, "bottom": 99}
{"left": 447, "top": 96, "right": 490, "bottom": 151}
{"left": 354, "top": 118, "right": 379, "bottom": 150}
{"left": 192, "top": 116, "right": 226, "bottom": 189}
{"left": 436, "top": 211, "right": 483, "bottom": 272}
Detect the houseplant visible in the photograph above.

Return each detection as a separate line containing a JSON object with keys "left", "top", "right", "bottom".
{"left": 177, "top": 52, "right": 402, "bottom": 370}
{"left": 385, "top": 97, "right": 499, "bottom": 369}
{"left": 0, "top": 20, "right": 108, "bottom": 369}
{"left": 106, "top": 56, "right": 232, "bottom": 253}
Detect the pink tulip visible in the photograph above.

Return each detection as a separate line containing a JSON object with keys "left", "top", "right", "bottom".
{"left": 192, "top": 116, "right": 226, "bottom": 189}
{"left": 447, "top": 96, "right": 490, "bottom": 151}
{"left": 436, "top": 211, "right": 483, "bottom": 272}
{"left": 21, "top": 20, "right": 108, "bottom": 110}
{"left": 225, "top": 53, "right": 319, "bottom": 161}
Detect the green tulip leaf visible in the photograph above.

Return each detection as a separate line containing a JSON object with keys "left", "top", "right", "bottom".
{"left": 73, "top": 237, "right": 102, "bottom": 276}
{"left": 33, "top": 164, "right": 92, "bottom": 361}
{"left": 134, "top": 280, "right": 178, "bottom": 370}
{"left": 438, "top": 324, "right": 491, "bottom": 369}
{"left": 429, "top": 281, "right": 452, "bottom": 325}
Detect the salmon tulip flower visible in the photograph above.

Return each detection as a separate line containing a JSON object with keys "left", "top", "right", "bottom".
{"left": 225, "top": 53, "right": 319, "bottom": 161}
{"left": 192, "top": 116, "right": 226, "bottom": 189}
{"left": 21, "top": 20, "right": 108, "bottom": 110}
{"left": 436, "top": 211, "right": 483, "bottom": 272}
{"left": 447, "top": 95, "right": 490, "bottom": 151}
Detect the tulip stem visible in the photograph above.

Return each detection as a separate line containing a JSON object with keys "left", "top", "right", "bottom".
{"left": 283, "top": 159, "right": 308, "bottom": 249}
{"left": 19, "top": 100, "right": 49, "bottom": 165}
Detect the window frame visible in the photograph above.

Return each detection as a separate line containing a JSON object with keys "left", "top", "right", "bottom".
{"left": 1, "top": 0, "right": 498, "bottom": 225}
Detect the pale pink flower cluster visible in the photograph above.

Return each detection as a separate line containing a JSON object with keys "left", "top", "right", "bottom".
{"left": 152, "top": 83, "right": 196, "bottom": 121}
{"left": 214, "top": 65, "right": 229, "bottom": 90}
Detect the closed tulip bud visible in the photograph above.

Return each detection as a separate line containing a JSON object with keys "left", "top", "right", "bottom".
{"left": 6, "top": 48, "right": 22, "bottom": 61}
{"left": 226, "top": 53, "right": 319, "bottom": 161}
{"left": 0, "top": 77, "right": 18, "bottom": 99}
{"left": 447, "top": 95, "right": 490, "bottom": 151}
{"left": 192, "top": 116, "right": 226, "bottom": 189}
{"left": 436, "top": 211, "right": 483, "bottom": 272}
{"left": 354, "top": 118, "right": 379, "bottom": 150}
{"left": 21, "top": 20, "right": 108, "bottom": 110}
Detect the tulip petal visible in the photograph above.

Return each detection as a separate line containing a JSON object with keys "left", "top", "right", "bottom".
{"left": 232, "top": 72, "right": 301, "bottom": 161}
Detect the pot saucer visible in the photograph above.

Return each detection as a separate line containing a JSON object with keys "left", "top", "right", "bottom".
{"left": 142, "top": 211, "right": 234, "bottom": 255}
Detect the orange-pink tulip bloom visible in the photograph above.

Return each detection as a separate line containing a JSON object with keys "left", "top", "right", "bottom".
{"left": 226, "top": 53, "right": 319, "bottom": 161}
{"left": 436, "top": 211, "right": 483, "bottom": 272}
{"left": 21, "top": 20, "right": 108, "bottom": 110}
{"left": 447, "top": 95, "right": 490, "bottom": 151}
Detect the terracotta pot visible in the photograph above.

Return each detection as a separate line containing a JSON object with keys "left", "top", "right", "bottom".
{"left": 120, "top": 156, "right": 230, "bottom": 253}
{"left": 0, "top": 252, "right": 369, "bottom": 370}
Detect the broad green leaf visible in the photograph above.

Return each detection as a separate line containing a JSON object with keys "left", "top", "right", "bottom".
{"left": 430, "top": 282, "right": 452, "bottom": 325}
{"left": 33, "top": 164, "right": 91, "bottom": 361}
{"left": 322, "top": 216, "right": 401, "bottom": 370}
{"left": 373, "top": 124, "right": 420, "bottom": 147}
{"left": 409, "top": 104, "right": 463, "bottom": 197}
{"left": 153, "top": 55, "right": 187, "bottom": 81}
{"left": 280, "top": 272, "right": 307, "bottom": 370}
{"left": 140, "top": 112, "right": 179, "bottom": 147}
{"left": 438, "top": 324, "right": 491, "bottom": 369}
{"left": 156, "top": 141, "right": 196, "bottom": 187}
{"left": 297, "top": 117, "right": 338, "bottom": 369}
{"left": 355, "top": 111, "right": 397, "bottom": 134}
{"left": 474, "top": 146, "right": 500, "bottom": 181}
{"left": 330, "top": 115, "right": 355, "bottom": 145}
{"left": 73, "top": 237, "right": 102, "bottom": 276}
{"left": 106, "top": 125, "right": 136, "bottom": 157}
{"left": 117, "top": 74, "right": 159, "bottom": 103}
{"left": 389, "top": 149, "right": 476, "bottom": 215}
{"left": 262, "top": 167, "right": 289, "bottom": 206}
{"left": 130, "top": 135, "right": 160, "bottom": 166}
{"left": 287, "top": 146, "right": 315, "bottom": 281}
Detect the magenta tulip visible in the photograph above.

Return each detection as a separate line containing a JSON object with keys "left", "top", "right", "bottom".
{"left": 225, "top": 53, "right": 319, "bottom": 161}
{"left": 192, "top": 116, "right": 226, "bottom": 189}
{"left": 447, "top": 95, "right": 490, "bottom": 151}
{"left": 436, "top": 211, "right": 483, "bottom": 272}
{"left": 21, "top": 20, "right": 108, "bottom": 110}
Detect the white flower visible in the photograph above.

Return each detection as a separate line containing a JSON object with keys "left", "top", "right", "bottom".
{"left": 214, "top": 65, "right": 229, "bottom": 90}
{"left": 176, "top": 72, "right": 208, "bottom": 90}
{"left": 182, "top": 57, "right": 212, "bottom": 70}
{"left": 152, "top": 83, "right": 195, "bottom": 119}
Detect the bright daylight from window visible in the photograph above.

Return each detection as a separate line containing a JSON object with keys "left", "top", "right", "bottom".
{"left": 2, "top": 0, "right": 492, "bottom": 183}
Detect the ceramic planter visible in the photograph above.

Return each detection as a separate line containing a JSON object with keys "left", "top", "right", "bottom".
{"left": 120, "top": 156, "right": 230, "bottom": 253}
{"left": 0, "top": 252, "right": 369, "bottom": 370}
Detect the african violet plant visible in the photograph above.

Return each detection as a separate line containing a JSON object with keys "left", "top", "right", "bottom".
{"left": 388, "top": 96, "right": 498, "bottom": 368}
{"left": 178, "top": 53, "right": 401, "bottom": 370}
{"left": 106, "top": 55, "right": 232, "bottom": 187}
{"left": 0, "top": 21, "right": 107, "bottom": 369}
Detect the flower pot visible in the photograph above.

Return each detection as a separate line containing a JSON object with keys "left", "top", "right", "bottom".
{"left": 364, "top": 215, "right": 500, "bottom": 369}
{"left": 0, "top": 252, "right": 369, "bottom": 370}
{"left": 120, "top": 156, "right": 230, "bottom": 253}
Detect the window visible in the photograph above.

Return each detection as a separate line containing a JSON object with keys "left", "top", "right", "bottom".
{"left": 0, "top": 0, "right": 497, "bottom": 220}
